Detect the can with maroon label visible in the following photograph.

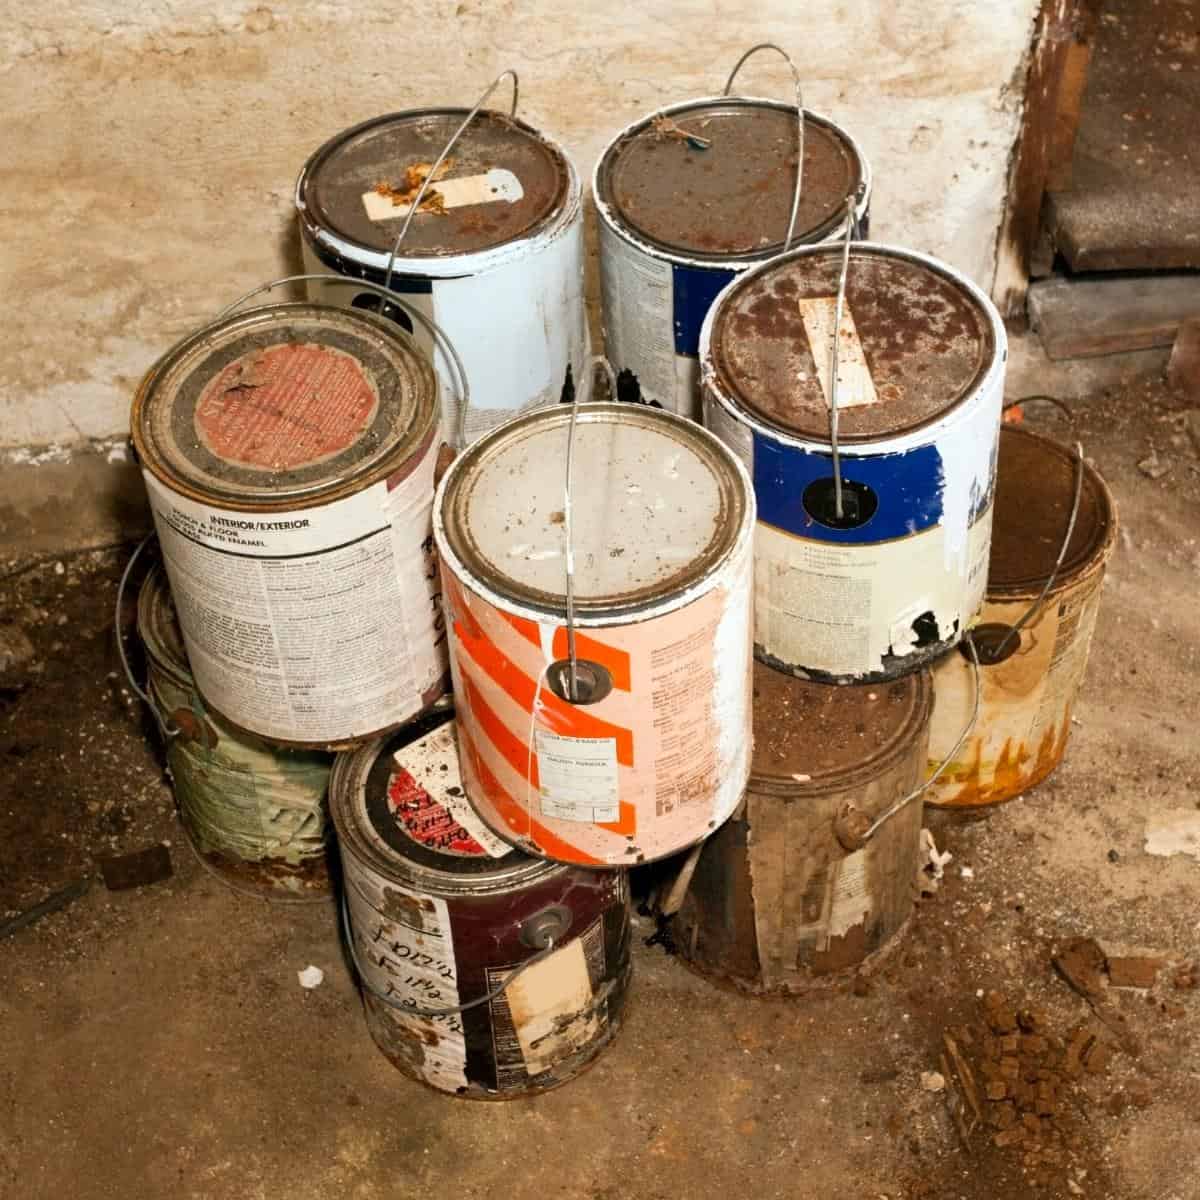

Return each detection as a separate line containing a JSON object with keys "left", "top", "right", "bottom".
{"left": 330, "top": 706, "right": 632, "bottom": 1098}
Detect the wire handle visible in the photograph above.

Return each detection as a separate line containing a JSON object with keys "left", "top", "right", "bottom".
{"left": 563, "top": 370, "right": 582, "bottom": 702}
{"left": 381, "top": 68, "right": 519, "bottom": 298}
{"left": 826, "top": 193, "right": 857, "bottom": 520}
{"left": 340, "top": 888, "right": 555, "bottom": 1018}
{"left": 115, "top": 534, "right": 180, "bottom": 740}
{"left": 213, "top": 273, "right": 472, "bottom": 448}
{"left": 723, "top": 43, "right": 804, "bottom": 252}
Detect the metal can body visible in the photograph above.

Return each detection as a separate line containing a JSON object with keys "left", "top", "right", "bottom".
{"left": 131, "top": 302, "right": 447, "bottom": 749}
{"left": 594, "top": 96, "right": 871, "bottom": 420}
{"left": 137, "top": 566, "right": 334, "bottom": 896}
{"left": 331, "top": 710, "right": 631, "bottom": 1098}
{"left": 701, "top": 242, "right": 1006, "bottom": 683}
{"left": 927, "top": 427, "right": 1118, "bottom": 808}
{"left": 676, "top": 663, "right": 932, "bottom": 993}
{"left": 435, "top": 403, "right": 756, "bottom": 867}
{"left": 296, "top": 107, "right": 591, "bottom": 445}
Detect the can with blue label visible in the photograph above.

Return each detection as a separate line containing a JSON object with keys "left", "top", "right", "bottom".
{"left": 594, "top": 96, "right": 871, "bottom": 421}
{"left": 700, "top": 243, "right": 1006, "bottom": 683}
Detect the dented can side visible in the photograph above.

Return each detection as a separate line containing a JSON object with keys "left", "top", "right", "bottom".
{"left": 330, "top": 713, "right": 631, "bottom": 1098}
{"left": 676, "top": 668, "right": 933, "bottom": 992}
{"left": 138, "top": 567, "right": 334, "bottom": 897}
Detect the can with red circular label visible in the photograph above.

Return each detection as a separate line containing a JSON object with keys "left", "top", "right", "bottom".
{"left": 131, "top": 302, "right": 447, "bottom": 749}
{"left": 330, "top": 706, "right": 632, "bottom": 1098}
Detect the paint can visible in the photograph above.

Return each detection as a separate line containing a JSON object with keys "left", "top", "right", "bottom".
{"left": 435, "top": 401, "right": 755, "bottom": 867}
{"left": 675, "top": 661, "right": 932, "bottom": 993}
{"left": 594, "top": 47, "right": 871, "bottom": 421}
{"left": 701, "top": 242, "right": 1006, "bottom": 683}
{"left": 330, "top": 707, "right": 631, "bottom": 1098}
{"left": 136, "top": 563, "right": 334, "bottom": 897}
{"left": 295, "top": 82, "right": 590, "bottom": 446}
{"left": 926, "top": 426, "right": 1117, "bottom": 808}
{"left": 131, "top": 297, "right": 446, "bottom": 749}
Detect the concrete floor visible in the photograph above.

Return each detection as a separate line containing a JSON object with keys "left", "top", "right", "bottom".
{"left": 2, "top": 369, "right": 1199, "bottom": 1200}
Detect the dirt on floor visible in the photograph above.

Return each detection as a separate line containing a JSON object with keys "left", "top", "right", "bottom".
{"left": 2, "top": 373, "right": 1199, "bottom": 1200}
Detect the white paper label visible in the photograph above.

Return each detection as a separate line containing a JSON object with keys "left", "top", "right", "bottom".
{"left": 827, "top": 848, "right": 871, "bottom": 941}
{"left": 535, "top": 730, "right": 620, "bottom": 823}
{"left": 362, "top": 169, "right": 525, "bottom": 220}
{"left": 505, "top": 938, "right": 597, "bottom": 1076}
{"left": 798, "top": 296, "right": 879, "bottom": 410}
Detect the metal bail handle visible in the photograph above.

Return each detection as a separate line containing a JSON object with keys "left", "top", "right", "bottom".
{"left": 213, "top": 273, "right": 472, "bottom": 448}
{"left": 723, "top": 42, "right": 805, "bottom": 252}
{"left": 826, "top": 193, "right": 857, "bottom": 521}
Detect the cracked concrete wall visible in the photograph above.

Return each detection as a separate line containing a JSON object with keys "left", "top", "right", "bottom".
{"left": 1, "top": 0, "right": 1037, "bottom": 455}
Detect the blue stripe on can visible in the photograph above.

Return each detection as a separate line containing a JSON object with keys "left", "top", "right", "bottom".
{"left": 672, "top": 262, "right": 737, "bottom": 356}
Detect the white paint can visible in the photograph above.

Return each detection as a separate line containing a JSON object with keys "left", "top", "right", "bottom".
{"left": 700, "top": 242, "right": 1006, "bottom": 682}
{"left": 434, "top": 402, "right": 755, "bottom": 867}
{"left": 131, "top": 301, "right": 447, "bottom": 749}
{"left": 594, "top": 95, "right": 871, "bottom": 420}
{"left": 295, "top": 106, "right": 591, "bottom": 445}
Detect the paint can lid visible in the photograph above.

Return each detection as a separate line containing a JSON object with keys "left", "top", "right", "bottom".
{"left": 329, "top": 707, "right": 559, "bottom": 893}
{"left": 750, "top": 661, "right": 931, "bottom": 794}
{"left": 297, "top": 108, "right": 571, "bottom": 258}
{"left": 988, "top": 426, "right": 1116, "bottom": 593}
{"left": 132, "top": 303, "right": 438, "bottom": 508}
{"left": 436, "top": 403, "right": 750, "bottom": 619}
{"left": 706, "top": 244, "right": 1000, "bottom": 442}
{"left": 597, "top": 99, "right": 866, "bottom": 261}
{"left": 136, "top": 564, "right": 191, "bottom": 686}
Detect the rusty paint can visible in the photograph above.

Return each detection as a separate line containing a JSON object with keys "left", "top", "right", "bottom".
{"left": 675, "top": 661, "right": 932, "bottom": 993}
{"left": 296, "top": 106, "right": 590, "bottom": 444}
{"left": 434, "top": 402, "right": 755, "bottom": 867}
{"left": 131, "top": 301, "right": 447, "bottom": 750}
{"left": 594, "top": 95, "right": 871, "bottom": 420}
{"left": 926, "top": 426, "right": 1118, "bottom": 808}
{"left": 330, "top": 708, "right": 631, "bottom": 1097}
{"left": 137, "top": 564, "right": 334, "bottom": 897}
{"left": 701, "top": 242, "right": 1005, "bottom": 683}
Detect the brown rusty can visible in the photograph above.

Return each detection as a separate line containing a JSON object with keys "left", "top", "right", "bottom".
{"left": 330, "top": 707, "right": 631, "bottom": 1098}
{"left": 675, "top": 661, "right": 932, "bottom": 993}
{"left": 926, "top": 426, "right": 1118, "bottom": 808}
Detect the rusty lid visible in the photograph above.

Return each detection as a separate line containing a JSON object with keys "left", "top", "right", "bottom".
{"left": 988, "top": 426, "right": 1117, "bottom": 594}
{"left": 597, "top": 100, "right": 864, "bottom": 260}
{"left": 132, "top": 303, "right": 437, "bottom": 508}
{"left": 708, "top": 245, "right": 999, "bottom": 442}
{"left": 328, "top": 708, "right": 560, "bottom": 894}
{"left": 750, "top": 661, "right": 931, "bottom": 794}
{"left": 299, "top": 108, "right": 570, "bottom": 258}
{"left": 436, "top": 403, "right": 750, "bottom": 619}
{"left": 136, "top": 564, "right": 191, "bottom": 685}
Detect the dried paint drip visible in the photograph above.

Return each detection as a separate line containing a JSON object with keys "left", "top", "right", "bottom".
{"left": 434, "top": 402, "right": 756, "bottom": 868}
{"left": 595, "top": 86, "right": 871, "bottom": 420}
{"left": 675, "top": 662, "right": 933, "bottom": 992}
{"left": 137, "top": 566, "right": 334, "bottom": 898}
{"left": 296, "top": 98, "right": 591, "bottom": 445}
{"left": 329, "top": 710, "right": 631, "bottom": 1098}
{"left": 700, "top": 242, "right": 1006, "bottom": 683}
{"left": 926, "top": 427, "right": 1118, "bottom": 809}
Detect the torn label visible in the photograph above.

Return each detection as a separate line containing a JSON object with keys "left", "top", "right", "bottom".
{"left": 362, "top": 169, "right": 525, "bottom": 220}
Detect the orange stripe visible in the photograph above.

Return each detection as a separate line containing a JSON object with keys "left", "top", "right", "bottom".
{"left": 457, "top": 723, "right": 604, "bottom": 866}
{"left": 597, "top": 801, "right": 636, "bottom": 837}
{"left": 455, "top": 621, "right": 635, "bottom": 767}
{"left": 500, "top": 611, "right": 542, "bottom": 648}
{"left": 550, "top": 628, "right": 632, "bottom": 692}
{"left": 460, "top": 673, "right": 538, "bottom": 788}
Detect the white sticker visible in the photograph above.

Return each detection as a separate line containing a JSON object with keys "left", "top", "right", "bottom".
{"left": 362, "top": 169, "right": 525, "bottom": 221}
{"left": 504, "top": 938, "right": 597, "bottom": 1076}
{"left": 827, "top": 848, "right": 871, "bottom": 941}
{"left": 798, "top": 296, "right": 879, "bottom": 410}
{"left": 535, "top": 731, "right": 619, "bottom": 823}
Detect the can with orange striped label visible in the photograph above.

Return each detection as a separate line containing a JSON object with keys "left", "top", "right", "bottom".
{"left": 434, "top": 403, "right": 755, "bottom": 867}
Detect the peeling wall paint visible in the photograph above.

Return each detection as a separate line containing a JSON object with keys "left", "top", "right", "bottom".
{"left": 0, "top": 0, "right": 1038, "bottom": 452}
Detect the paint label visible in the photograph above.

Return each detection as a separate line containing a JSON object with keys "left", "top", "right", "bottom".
{"left": 389, "top": 724, "right": 511, "bottom": 858}
{"left": 144, "top": 442, "right": 445, "bottom": 743}
{"left": 827, "top": 848, "right": 871, "bottom": 942}
{"left": 797, "top": 297, "right": 879, "bottom": 410}
{"left": 361, "top": 169, "right": 525, "bottom": 220}
{"left": 535, "top": 731, "right": 619, "bottom": 823}
{"left": 346, "top": 874, "right": 469, "bottom": 1091}
{"left": 194, "top": 343, "right": 379, "bottom": 470}
{"left": 599, "top": 220, "right": 677, "bottom": 411}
